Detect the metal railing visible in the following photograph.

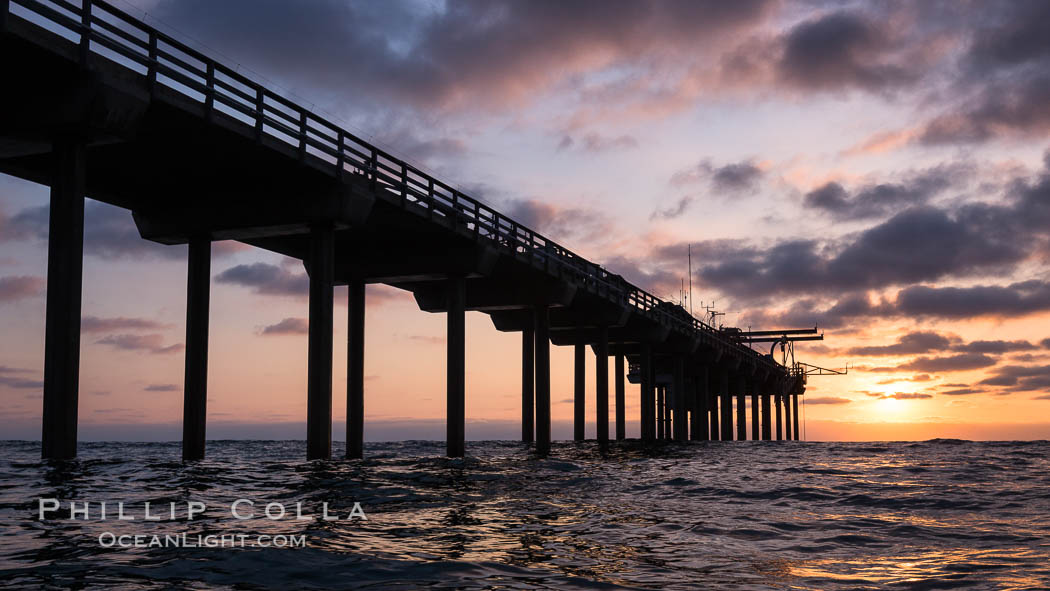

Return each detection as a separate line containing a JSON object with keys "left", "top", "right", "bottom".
{"left": 5, "top": 0, "right": 783, "bottom": 372}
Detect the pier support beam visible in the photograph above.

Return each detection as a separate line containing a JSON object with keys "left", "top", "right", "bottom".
{"left": 761, "top": 393, "right": 772, "bottom": 440}
{"left": 641, "top": 344, "right": 654, "bottom": 441}
{"left": 735, "top": 375, "right": 746, "bottom": 441}
{"left": 673, "top": 356, "right": 687, "bottom": 441}
{"left": 181, "top": 237, "right": 210, "bottom": 462}
{"left": 535, "top": 306, "right": 551, "bottom": 456}
{"left": 346, "top": 279, "right": 365, "bottom": 459}
{"left": 708, "top": 371, "right": 719, "bottom": 441}
{"left": 719, "top": 369, "right": 732, "bottom": 440}
{"left": 573, "top": 342, "right": 585, "bottom": 441}
{"left": 615, "top": 351, "right": 625, "bottom": 441}
{"left": 446, "top": 276, "right": 466, "bottom": 457}
{"left": 657, "top": 386, "right": 665, "bottom": 439}
{"left": 691, "top": 366, "right": 708, "bottom": 440}
{"left": 775, "top": 393, "right": 783, "bottom": 441}
{"left": 750, "top": 380, "right": 759, "bottom": 441}
{"left": 521, "top": 321, "right": 534, "bottom": 443}
{"left": 41, "top": 140, "right": 85, "bottom": 460}
{"left": 784, "top": 390, "right": 793, "bottom": 441}
{"left": 306, "top": 226, "right": 334, "bottom": 460}
{"left": 596, "top": 326, "right": 609, "bottom": 446}
{"left": 793, "top": 394, "right": 801, "bottom": 440}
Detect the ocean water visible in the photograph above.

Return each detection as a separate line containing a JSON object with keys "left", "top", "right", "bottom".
{"left": 0, "top": 440, "right": 1048, "bottom": 590}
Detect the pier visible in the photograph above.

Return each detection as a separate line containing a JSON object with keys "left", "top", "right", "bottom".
{"left": 1, "top": 0, "right": 811, "bottom": 461}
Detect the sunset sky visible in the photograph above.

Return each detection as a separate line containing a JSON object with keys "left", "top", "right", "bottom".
{"left": 2, "top": 0, "right": 1050, "bottom": 441}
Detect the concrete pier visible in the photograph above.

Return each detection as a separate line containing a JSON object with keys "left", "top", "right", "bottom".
{"left": 735, "top": 374, "right": 746, "bottom": 441}
{"left": 673, "top": 356, "right": 687, "bottom": 441}
{"left": 692, "top": 366, "right": 708, "bottom": 440}
{"left": 521, "top": 321, "right": 534, "bottom": 443}
{"left": 761, "top": 393, "right": 772, "bottom": 440}
{"left": 1, "top": 1, "right": 813, "bottom": 460}
{"left": 446, "top": 276, "right": 466, "bottom": 457}
{"left": 596, "top": 326, "right": 609, "bottom": 446}
{"left": 306, "top": 226, "right": 334, "bottom": 460}
{"left": 720, "top": 369, "right": 732, "bottom": 440}
{"left": 793, "top": 393, "right": 801, "bottom": 440}
{"left": 775, "top": 393, "right": 784, "bottom": 441}
{"left": 41, "top": 139, "right": 85, "bottom": 460}
{"left": 346, "top": 279, "right": 365, "bottom": 459}
{"left": 574, "top": 342, "right": 585, "bottom": 441}
{"left": 709, "top": 372, "right": 720, "bottom": 441}
{"left": 784, "top": 389, "right": 793, "bottom": 441}
{"left": 534, "top": 306, "right": 551, "bottom": 456}
{"left": 750, "top": 380, "right": 759, "bottom": 441}
{"left": 181, "top": 237, "right": 210, "bottom": 461}
{"left": 615, "top": 351, "right": 625, "bottom": 440}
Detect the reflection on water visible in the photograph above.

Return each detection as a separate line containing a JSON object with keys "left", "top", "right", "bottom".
{"left": 1, "top": 439, "right": 1048, "bottom": 589}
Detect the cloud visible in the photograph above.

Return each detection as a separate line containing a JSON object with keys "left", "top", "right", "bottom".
{"left": 894, "top": 354, "right": 997, "bottom": 373}
{"left": 802, "top": 166, "right": 961, "bottom": 220}
{"left": 894, "top": 281, "right": 1050, "bottom": 318}
{"left": 95, "top": 334, "right": 184, "bottom": 355}
{"left": 150, "top": 0, "right": 776, "bottom": 116}
{"left": 978, "top": 365, "right": 1050, "bottom": 391}
{"left": 405, "top": 335, "right": 445, "bottom": 345}
{"left": 865, "top": 391, "right": 934, "bottom": 400}
{"left": 501, "top": 199, "right": 614, "bottom": 247}
{"left": 958, "top": 340, "right": 1035, "bottom": 354}
{"left": 941, "top": 388, "right": 983, "bottom": 396}
{"left": 776, "top": 11, "right": 922, "bottom": 93}
{"left": 0, "top": 275, "right": 45, "bottom": 302}
{"left": 260, "top": 317, "right": 309, "bottom": 336}
{"left": 848, "top": 331, "right": 954, "bottom": 356}
{"left": 144, "top": 384, "right": 179, "bottom": 392}
{"left": 805, "top": 396, "right": 852, "bottom": 405}
{"left": 81, "top": 316, "right": 171, "bottom": 333}
{"left": 577, "top": 133, "right": 639, "bottom": 153}
{"left": 669, "top": 159, "right": 763, "bottom": 192}
{"left": 215, "top": 263, "right": 308, "bottom": 297}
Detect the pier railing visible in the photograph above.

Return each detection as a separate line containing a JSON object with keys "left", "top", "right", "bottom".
{"left": 6, "top": 0, "right": 780, "bottom": 371}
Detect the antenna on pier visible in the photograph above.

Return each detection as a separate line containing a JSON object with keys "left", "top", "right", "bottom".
{"left": 688, "top": 244, "right": 693, "bottom": 319}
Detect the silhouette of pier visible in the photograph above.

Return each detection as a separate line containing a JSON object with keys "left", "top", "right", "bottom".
{"left": 1, "top": 0, "right": 810, "bottom": 461}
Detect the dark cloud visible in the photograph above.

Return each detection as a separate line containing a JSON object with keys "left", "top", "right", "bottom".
{"left": 894, "top": 281, "right": 1050, "bottom": 318}
{"left": 260, "top": 317, "right": 309, "bottom": 336}
{"left": 151, "top": 0, "right": 774, "bottom": 114}
{"left": 95, "top": 334, "right": 184, "bottom": 355}
{"left": 215, "top": 263, "right": 309, "bottom": 297}
{"left": 501, "top": 199, "right": 614, "bottom": 247}
{"left": 848, "top": 331, "right": 954, "bottom": 356}
{"left": 669, "top": 159, "right": 763, "bottom": 192}
{"left": 0, "top": 366, "right": 43, "bottom": 390}
{"left": 0, "top": 275, "right": 45, "bottom": 302}
{"left": 650, "top": 196, "right": 695, "bottom": 221}
{"left": 1042, "top": 338, "right": 1050, "bottom": 349}
{"left": 941, "top": 388, "right": 983, "bottom": 396}
{"left": 81, "top": 316, "right": 171, "bottom": 333}
{"left": 144, "top": 384, "right": 179, "bottom": 392}
{"left": 920, "top": 2, "right": 1050, "bottom": 145}
{"left": 802, "top": 166, "right": 961, "bottom": 220}
{"left": 959, "top": 340, "right": 1035, "bottom": 354}
{"left": 978, "top": 365, "right": 1050, "bottom": 391}
{"left": 776, "top": 12, "right": 920, "bottom": 93}
{"left": 805, "top": 396, "right": 852, "bottom": 405}
{"left": 885, "top": 354, "right": 997, "bottom": 373}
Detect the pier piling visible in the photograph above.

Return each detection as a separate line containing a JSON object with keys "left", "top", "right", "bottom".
{"left": 181, "top": 237, "right": 210, "bottom": 462}
{"left": 306, "top": 226, "right": 334, "bottom": 460}
{"left": 346, "top": 279, "right": 365, "bottom": 459}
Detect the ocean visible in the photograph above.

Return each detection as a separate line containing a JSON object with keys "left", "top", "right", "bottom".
{"left": 1, "top": 439, "right": 1048, "bottom": 589}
